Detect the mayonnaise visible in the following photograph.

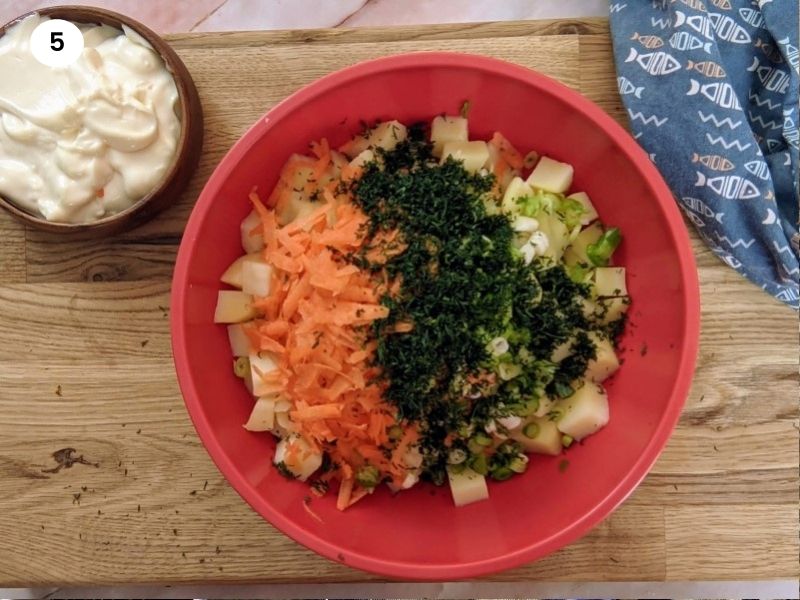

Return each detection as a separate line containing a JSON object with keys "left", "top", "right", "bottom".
{"left": 0, "top": 14, "right": 180, "bottom": 223}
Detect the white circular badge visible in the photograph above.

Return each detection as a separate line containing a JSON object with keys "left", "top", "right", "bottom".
{"left": 30, "top": 19, "right": 84, "bottom": 68}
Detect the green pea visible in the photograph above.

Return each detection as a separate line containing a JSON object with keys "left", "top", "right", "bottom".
{"left": 356, "top": 465, "right": 380, "bottom": 488}
{"left": 523, "top": 422, "right": 540, "bottom": 439}
{"left": 233, "top": 356, "right": 250, "bottom": 378}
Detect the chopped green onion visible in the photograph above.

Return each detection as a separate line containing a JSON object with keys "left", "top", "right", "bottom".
{"left": 561, "top": 434, "right": 574, "bottom": 448}
{"left": 355, "top": 465, "right": 380, "bottom": 488}
{"left": 497, "top": 362, "right": 522, "bottom": 381}
{"left": 586, "top": 227, "right": 622, "bottom": 267}
{"left": 387, "top": 425, "right": 404, "bottom": 441}
{"left": 516, "top": 397, "right": 540, "bottom": 416}
{"left": 566, "top": 263, "right": 593, "bottom": 284}
{"left": 233, "top": 356, "right": 250, "bottom": 379}
{"left": 467, "top": 438, "right": 484, "bottom": 454}
{"left": 522, "top": 422, "right": 540, "bottom": 439}
{"left": 490, "top": 465, "right": 514, "bottom": 481}
{"left": 469, "top": 453, "right": 489, "bottom": 476}
{"left": 497, "top": 439, "right": 521, "bottom": 455}
{"left": 556, "top": 197, "right": 586, "bottom": 229}
{"left": 547, "top": 409, "right": 562, "bottom": 422}
{"left": 552, "top": 381, "right": 575, "bottom": 399}
{"left": 473, "top": 431, "right": 493, "bottom": 447}
{"left": 509, "top": 456, "right": 528, "bottom": 473}
{"left": 447, "top": 448, "right": 467, "bottom": 465}
{"left": 448, "top": 462, "right": 466, "bottom": 475}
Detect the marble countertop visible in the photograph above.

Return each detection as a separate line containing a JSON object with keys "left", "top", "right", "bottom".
{"left": 2, "top": 0, "right": 608, "bottom": 33}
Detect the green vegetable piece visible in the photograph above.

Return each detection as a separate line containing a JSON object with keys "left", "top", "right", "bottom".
{"left": 233, "top": 356, "right": 250, "bottom": 379}
{"left": 567, "top": 263, "right": 593, "bottom": 284}
{"left": 516, "top": 397, "right": 540, "bottom": 416}
{"left": 469, "top": 452, "right": 489, "bottom": 476}
{"left": 497, "top": 439, "right": 521, "bottom": 455}
{"left": 586, "top": 227, "right": 622, "bottom": 267}
{"left": 388, "top": 425, "right": 404, "bottom": 441}
{"left": 509, "top": 456, "right": 528, "bottom": 473}
{"left": 518, "top": 190, "right": 559, "bottom": 217}
{"left": 561, "top": 434, "right": 574, "bottom": 448}
{"left": 356, "top": 465, "right": 380, "bottom": 488}
{"left": 473, "top": 431, "right": 493, "bottom": 446}
{"left": 448, "top": 462, "right": 467, "bottom": 475}
{"left": 522, "top": 422, "right": 540, "bottom": 439}
{"left": 467, "top": 438, "right": 483, "bottom": 454}
{"left": 557, "top": 197, "right": 586, "bottom": 229}
{"left": 552, "top": 380, "right": 575, "bottom": 399}
{"left": 490, "top": 466, "right": 514, "bottom": 481}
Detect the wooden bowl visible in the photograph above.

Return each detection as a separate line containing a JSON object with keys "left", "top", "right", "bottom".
{"left": 0, "top": 5, "right": 203, "bottom": 236}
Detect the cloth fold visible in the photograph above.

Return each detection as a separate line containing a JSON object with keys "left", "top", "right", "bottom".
{"left": 609, "top": 0, "right": 799, "bottom": 308}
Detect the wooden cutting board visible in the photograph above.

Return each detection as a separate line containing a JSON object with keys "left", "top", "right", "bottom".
{"left": 0, "top": 18, "right": 796, "bottom": 586}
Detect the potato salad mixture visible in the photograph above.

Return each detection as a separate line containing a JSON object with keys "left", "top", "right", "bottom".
{"left": 214, "top": 114, "right": 629, "bottom": 509}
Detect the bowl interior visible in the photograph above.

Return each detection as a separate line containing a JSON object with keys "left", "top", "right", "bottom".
{"left": 0, "top": 5, "right": 202, "bottom": 234}
{"left": 172, "top": 54, "right": 698, "bottom": 579}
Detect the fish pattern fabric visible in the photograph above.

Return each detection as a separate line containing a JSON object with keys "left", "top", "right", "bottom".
{"left": 609, "top": 0, "right": 799, "bottom": 308}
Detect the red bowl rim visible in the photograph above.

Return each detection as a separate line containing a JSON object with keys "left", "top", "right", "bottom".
{"left": 171, "top": 51, "right": 701, "bottom": 580}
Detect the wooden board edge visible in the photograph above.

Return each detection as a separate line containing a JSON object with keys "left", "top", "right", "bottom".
{"left": 165, "top": 18, "right": 610, "bottom": 48}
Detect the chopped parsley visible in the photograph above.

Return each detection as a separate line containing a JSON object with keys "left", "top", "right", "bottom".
{"left": 344, "top": 132, "right": 616, "bottom": 483}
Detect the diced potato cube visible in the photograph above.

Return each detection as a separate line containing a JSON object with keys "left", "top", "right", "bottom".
{"left": 275, "top": 410, "right": 299, "bottom": 435}
{"left": 555, "top": 381, "right": 609, "bottom": 440}
{"left": 564, "top": 222, "right": 604, "bottom": 266}
{"left": 286, "top": 154, "right": 316, "bottom": 189}
{"left": 511, "top": 417, "right": 562, "bottom": 455}
{"left": 593, "top": 267, "right": 627, "bottom": 298}
{"left": 227, "top": 324, "right": 253, "bottom": 357}
{"left": 244, "top": 396, "right": 276, "bottom": 432}
{"left": 240, "top": 210, "right": 264, "bottom": 253}
{"left": 214, "top": 290, "right": 256, "bottom": 323}
{"left": 221, "top": 252, "right": 262, "bottom": 289}
{"left": 597, "top": 297, "right": 630, "bottom": 325}
{"left": 349, "top": 149, "right": 375, "bottom": 169}
{"left": 526, "top": 156, "right": 574, "bottom": 193}
{"left": 368, "top": 120, "right": 408, "bottom": 153}
{"left": 276, "top": 190, "right": 316, "bottom": 226}
{"left": 343, "top": 120, "right": 409, "bottom": 158}
{"left": 431, "top": 115, "right": 468, "bottom": 157}
{"left": 249, "top": 352, "right": 278, "bottom": 396}
{"left": 501, "top": 176, "right": 533, "bottom": 214}
{"left": 533, "top": 395, "right": 555, "bottom": 419}
{"left": 447, "top": 467, "right": 489, "bottom": 507}
{"left": 242, "top": 259, "right": 273, "bottom": 298}
{"left": 441, "top": 141, "right": 490, "bottom": 174}
{"left": 586, "top": 332, "right": 620, "bottom": 383}
{"left": 567, "top": 191, "right": 599, "bottom": 225}
{"left": 274, "top": 434, "right": 323, "bottom": 481}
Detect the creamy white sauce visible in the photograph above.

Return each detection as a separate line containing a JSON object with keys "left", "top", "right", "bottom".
{"left": 0, "top": 14, "right": 180, "bottom": 223}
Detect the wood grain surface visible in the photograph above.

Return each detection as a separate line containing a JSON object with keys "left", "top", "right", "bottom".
{"left": 0, "top": 18, "right": 797, "bottom": 586}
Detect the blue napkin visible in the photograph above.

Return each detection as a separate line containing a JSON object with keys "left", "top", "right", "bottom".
{"left": 608, "top": 0, "right": 799, "bottom": 308}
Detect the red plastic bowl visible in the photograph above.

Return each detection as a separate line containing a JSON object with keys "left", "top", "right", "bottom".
{"left": 171, "top": 52, "right": 700, "bottom": 579}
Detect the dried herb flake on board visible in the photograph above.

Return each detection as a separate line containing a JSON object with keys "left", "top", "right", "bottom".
{"left": 42, "top": 448, "right": 99, "bottom": 474}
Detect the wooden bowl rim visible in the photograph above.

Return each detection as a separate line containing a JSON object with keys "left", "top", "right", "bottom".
{"left": 0, "top": 4, "right": 202, "bottom": 234}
